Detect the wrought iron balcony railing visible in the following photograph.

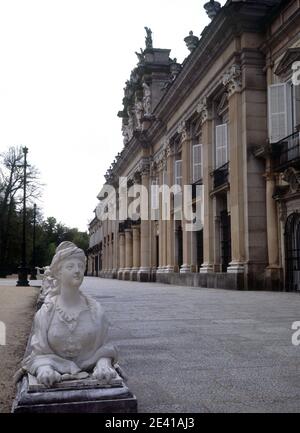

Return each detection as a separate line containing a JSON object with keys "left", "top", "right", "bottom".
{"left": 212, "top": 162, "right": 229, "bottom": 189}
{"left": 272, "top": 131, "right": 300, "bottom": 171}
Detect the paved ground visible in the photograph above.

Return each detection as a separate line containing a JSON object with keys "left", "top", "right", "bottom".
{"left": 2, "top": 276, "right": 300, "bottom": 413}
{"left": 0, "top": 277, "right": 39, "bottom": 413}
{"left": 81, "top": 277, "right": 300, "bottom": 413}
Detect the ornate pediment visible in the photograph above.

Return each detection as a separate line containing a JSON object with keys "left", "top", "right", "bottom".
{"left": 275, "top": 48, "right": 300, "bottom": 77}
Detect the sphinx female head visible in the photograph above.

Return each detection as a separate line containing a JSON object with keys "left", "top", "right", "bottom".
{"left": 50, "top": 242, "right": 86, "bottom": 290}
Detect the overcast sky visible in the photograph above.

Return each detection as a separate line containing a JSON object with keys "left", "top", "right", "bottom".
{"left": 0, "top": 0, "right": 225, "bottom": 232}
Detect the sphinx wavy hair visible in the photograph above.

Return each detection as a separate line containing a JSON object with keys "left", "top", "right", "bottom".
{"left": 50, "top": 241, "right": 86, "bottom": 280}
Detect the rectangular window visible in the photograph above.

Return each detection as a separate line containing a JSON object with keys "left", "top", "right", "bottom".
{"left": 215, "top": 124, "right": 228, "bottom": 168}
{"left": 268, "top": 83, "right": 293, "bottom": 143}
{"left": 151, "top": 178, "right": 159, "bottom": 209}
{"left": 292, "top": 83, "right": 300, "bottom": 130}
{"left": 193, "top": 144, "right": 203, "bottom": 182}
{"left": 174, "top": 159, "right": 182, "bottom": 186}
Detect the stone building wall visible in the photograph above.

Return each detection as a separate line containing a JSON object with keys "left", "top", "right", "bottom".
{"left": 87, "top": 0, "right": 300, "bottom": 291}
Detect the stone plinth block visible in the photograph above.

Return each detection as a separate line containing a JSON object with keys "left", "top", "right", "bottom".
{"left": 12, "top": 375, "right": 138, "bottom": 413}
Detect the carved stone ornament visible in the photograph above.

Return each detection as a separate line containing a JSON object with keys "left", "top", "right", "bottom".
{"left": 16, "top": 242, "right": 120, "bottom": 388}
{"left": 153, "top": 150, "right": 167, "bottom": 172}
{"left": 144, "top": 27, "right": 153, "bottom": 49}
{"left": 283, "top": 167, "right": 300, "bottom": 193}
{"left": 222, "top": 64, "right": 242, "bottom": 96}
{"left": 165, "top": 142, "right": 174, "bottom": 159}
{"left": 137, "top": 158, "right": 150, "bottom": 177}
{"left": 196, "top": 97, "right": 209, "bottom": 124}
{"left": 177, "top": 121, "right": 189, "bottom": 142}
{"left": 134, "top": 98, "right": 144, "bottom": 130}
{"left": 142, "top": 82, "right": 152, "bottom": 116}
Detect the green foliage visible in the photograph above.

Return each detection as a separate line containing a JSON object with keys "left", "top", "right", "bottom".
{"left": 0, "top": 146, "right": 88, "bottom": 276}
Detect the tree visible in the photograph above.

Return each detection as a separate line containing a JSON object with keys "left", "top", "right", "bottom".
{"left": 0, "top": 146, "right": 43, "bottom": 276}
{"left": 0, "top": 145, "right": 89, "bottom": 275}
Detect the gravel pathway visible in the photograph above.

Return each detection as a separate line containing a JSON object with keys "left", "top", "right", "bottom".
{"left": 0, "top": 279, "right": 39, "bottom": 413}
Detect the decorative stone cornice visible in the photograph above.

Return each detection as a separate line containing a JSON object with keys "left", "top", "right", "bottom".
{"left": 222, "top": 64, "right": 242, "bottom": 97}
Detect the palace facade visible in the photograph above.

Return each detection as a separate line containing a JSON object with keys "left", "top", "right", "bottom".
{"left": 87, "top": 0, "right": 300, "bottom": 291}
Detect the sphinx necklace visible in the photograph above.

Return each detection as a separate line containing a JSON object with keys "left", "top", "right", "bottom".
{"left": 56, "top": 302, "right": 88, "bottom": 333}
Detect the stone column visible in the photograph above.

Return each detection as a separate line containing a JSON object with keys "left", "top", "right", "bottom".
{"left": 138, "top": 166, "right": 151, "bottom": 282}
{"left": 213, "top": 196, "right": 222, "bottom": 272}
{"left": 131, "top": 225, "right": 141, "bottom": 280}
{"left": 157, "top": 169, "right": 164, "bottom": 274}
{"left": 180, "top": 123, "right": 192, "bottom": 274}
{"left": 166, "top": 144, "right": 175, "bottom": 273}
{"left": 265, "top": 164, "right": 281, "bottom": 289}
{"left": 102, "top": 239, "right": 106, "bottom": 273}
{"left": 108, "top": 221, "right": 112, "bottom": 274}
{"left": 104, "top": 220, "right": 109, "bottom": 273}
{"left": 112, "top": 221, "right": 118, "bottom": 278}
{"left": 224, "top": 67, "right": 245, "bottom": 274}
{"left": 198, "top": 99, "right": 214, "bottom": 273}
{"left": 118, "top": 232, "right": 125, "bottom": 280}
{"left": 124, "top": 228, "right": 133, "bottom": 280}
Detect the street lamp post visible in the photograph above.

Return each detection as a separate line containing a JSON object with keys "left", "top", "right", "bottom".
{"left": 30, "top": 203, "right": 37, "bottom": 280}
{"left": 16, "top": 146, "right": 30, "bottom": 287}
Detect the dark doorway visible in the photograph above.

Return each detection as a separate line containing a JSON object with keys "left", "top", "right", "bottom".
{"left": 95, "top": 255, "right": 99, "bottom": 277}
{"left": 177, "top": 225, "right": 183, "bottom": 269}
{"left": 197, "top": 229, "right": 203, "bottom": 269}
{"left": 285, "top": 213, "right": 300, "bottom": 292}
{"left": 220, "top": 210, "right": 231, "bottom": 272}
{"left": 156, "top": 235, "right": 159, "bottom": 268}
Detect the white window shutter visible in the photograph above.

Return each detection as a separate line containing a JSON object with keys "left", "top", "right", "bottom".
{"left": 215, "top": 124, "right": 228, "bottom": 168}
{"left": 162, "top": 169, "right": 168, "bottom": 186}
{"left": 268, "top": 83, "right": 293, "bottom": 143}
{"left": 193, "top": 144, "right": 203, "bottom": 182}
{"left": 151, "top": 178, "right": 159, "bottom": 209}
{"left": 293, "top": 84, "right": 300, "bottom": 130}
{"left": 175, "top": 160, "right": 182, "bottom": 185}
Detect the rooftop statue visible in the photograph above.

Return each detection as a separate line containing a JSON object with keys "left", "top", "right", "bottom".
{"left": 144, "top": 27, "right": 153, "bottom": 49}
{"left": 18, "top": 242, "right": 118, "bottom": 387}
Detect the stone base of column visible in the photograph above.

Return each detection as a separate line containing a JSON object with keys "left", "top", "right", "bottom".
{"left": 180, "top": 264, "right": 191, "bottom": 274}
{"left": 123, "top": 268, "right": 132, "bottom": 281}
{"left": 111, "top": 269, "right": 118, "bottom": 279}
{"left": 227, "top": 262, "right": 245, "bottom": 274}
{"left": 156, "top": 267, "right": 165, "bottom": 274}
{"left": 137, "top": 267, "right": 151, "bottom": 282}
{"left": 130, "top": 268, "right": 139, "bottom": 281}
{"left": 164, "top": 266, "right": 174, "bottom": 273}
{"left": 264, "top": 265, "right": 283, "bottom": 291}
{"left": 200, "top": 263, "right": 214, "bottom": 274}
{"left": 117, "top": 269, "right": 125, "bottom": 280}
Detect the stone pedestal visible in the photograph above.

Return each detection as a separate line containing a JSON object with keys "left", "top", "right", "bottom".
{"left": 180, "top": 264, "right": 191, "bottom": 274}
{"left": 227, "top": 262, "right": 245, "bottom": 274}
{"left": 124, "top": 229, "right": 133, "bottom": 280}
{"left": 12, "top": 374, "right": 137, "bottom": 413}
{"left": 200, "top": 263, "right": 214, "bottom": 274}
{"left": 265, "top": 266, "right": 283, "bottom": 291}
{"left": 130, "top": 268, "right": 139, "bottom": 281}
{"left": 137, "top": 267, "right": 151, "bottom": 282}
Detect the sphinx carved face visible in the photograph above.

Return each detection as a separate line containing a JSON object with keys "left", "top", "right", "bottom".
{"left": 58, "top": 256, "right": 85, "bottom": 289}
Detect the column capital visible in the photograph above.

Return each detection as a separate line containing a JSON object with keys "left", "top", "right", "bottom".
{"left": 196, "top": 97, "right": 211, "bottom": 124}
{"left": 137, "top": 157, "right": 151, "bottom": 177}
{"left": 222, "top": 64, "right": 242, "bottom": 97}
{"left": 177, "top": 120, "right": 190, "bottom": 143}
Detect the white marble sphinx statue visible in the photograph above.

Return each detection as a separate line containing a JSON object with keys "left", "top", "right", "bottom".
{"left": 17, "top": 241, "right": 119, "bottom": 388}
